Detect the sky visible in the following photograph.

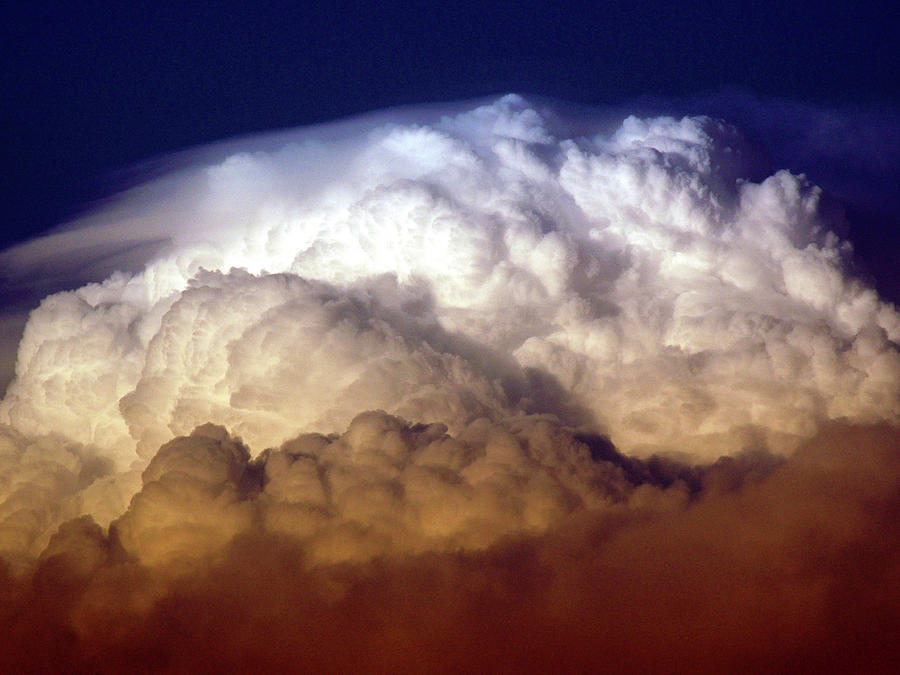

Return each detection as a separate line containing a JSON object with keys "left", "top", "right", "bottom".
{"left": 1, "top": 2, "right": 899, "bottom": 672}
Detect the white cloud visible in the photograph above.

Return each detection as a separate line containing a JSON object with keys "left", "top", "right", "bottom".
{"left": 0, "top": 96, "right": 898, "bottom": 563}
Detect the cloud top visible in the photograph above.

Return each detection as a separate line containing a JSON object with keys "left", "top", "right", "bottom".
{"left": 2, "top": 95, "right": 897, "bottom": 468}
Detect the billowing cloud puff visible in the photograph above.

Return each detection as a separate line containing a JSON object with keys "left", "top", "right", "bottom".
{"left": 112, "top": 412, "right": 674, "bottom": 568}
{"left": 119, "top": 271, "right": 512, "bottom": 458}
{"left": 1, "top": 422, "right": 897, "bottom": 672}
{"left": 2, "top": 95, "right": 898, "bottom": 471}
{"left": 0, "top": 424, "right": 139, "bottom": 569}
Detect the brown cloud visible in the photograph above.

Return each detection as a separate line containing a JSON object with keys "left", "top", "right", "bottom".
{"left": 0, "top": 421, "right": 896, "bottom": 673}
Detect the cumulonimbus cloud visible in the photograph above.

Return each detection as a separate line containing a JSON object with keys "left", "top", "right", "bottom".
{"left": 2, "top": 95, "right": 897, "bottom": 465}
{"left": 0, "top": 95, "right": 898, "bottom": 671}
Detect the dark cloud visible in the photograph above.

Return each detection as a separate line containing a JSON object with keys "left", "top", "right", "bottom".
{"left": 0, "top": 422, "right": 897, "bottom": 673}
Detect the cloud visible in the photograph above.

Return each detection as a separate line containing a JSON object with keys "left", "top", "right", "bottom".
{"left": 2, "top": 95, "right": 898, "bottom": 468}
{"left": 0, "top": 421, "right": 896, "bottom": 672}
{"left": 118, "top": 270, "right": 513, "bottom": 459}
{"left": 0, "top": 423, "right": 138, "bottom": 570}
{"left": 0, "top": 94, "right": 899, "bottom": 671}
{"left": 112, "top": 412, "right": 660, "bottom": 569}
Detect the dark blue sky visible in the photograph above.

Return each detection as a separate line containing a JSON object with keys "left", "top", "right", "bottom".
{"left": 2, "top": 1, "right": 899, "bottom": 296}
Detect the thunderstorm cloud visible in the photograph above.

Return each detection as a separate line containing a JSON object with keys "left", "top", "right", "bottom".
{"left": 0, "top": 95, "right": 898, "bottom": 672}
